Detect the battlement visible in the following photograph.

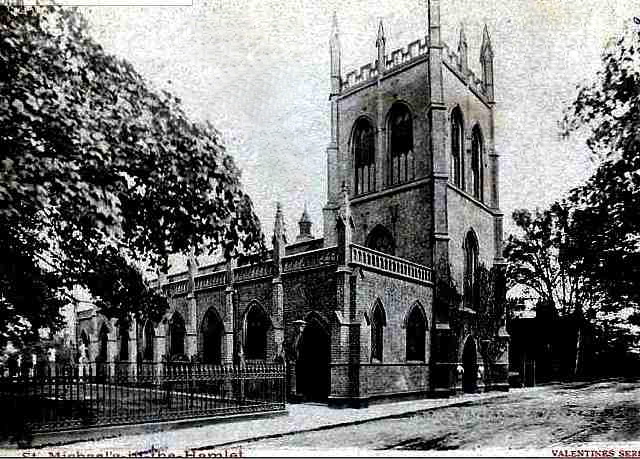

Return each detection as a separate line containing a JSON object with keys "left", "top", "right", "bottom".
{"left": 341, "top": 36, "right": 429, "bottom": 91}
{"left": 441, "top": 42, "right": 487, "bottom": 97}
{"left": 340, "top": 37, "right": 488, "bottom": 100}
{"left": 385, "top": 37, "right": 430, "bottom": 71}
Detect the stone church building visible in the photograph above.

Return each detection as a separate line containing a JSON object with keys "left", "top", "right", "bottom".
{"left": 77, "top": 0, "right": 509, "bottom": 407}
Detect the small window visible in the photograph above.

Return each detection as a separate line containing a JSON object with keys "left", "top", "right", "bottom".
{"left": 353, "top": 118, "right": 376, "bottom": 195}
{"left": 388, "top": 104, "right": 414, "bottom": 186}
{"left": 451, "top": 108, "right": 464, "bottom": 188}
{"left": 371, "top": 301, "right": 386, "bottom": 362}
{"left": 406, "top": 305, "right": 427, "bottom": 361}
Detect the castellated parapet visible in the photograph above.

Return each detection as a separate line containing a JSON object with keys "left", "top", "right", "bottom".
{"left": 341, "top": 34, "right": 489, "bottom": 102}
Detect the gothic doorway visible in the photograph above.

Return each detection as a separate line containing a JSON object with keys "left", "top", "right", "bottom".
{"left": 462, "top": 336, "right": 478, "bottom": 393}
{"left": 297, "top": 319, "right": 330, "bottom": 402}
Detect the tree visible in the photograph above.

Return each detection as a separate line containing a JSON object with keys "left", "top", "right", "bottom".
{"left": 562, "top": 22, "right": 640, "bottom": 308}
{"left": 0, "top": 6, "right": 264, "bottom": 346}
{"left": 504, "top": 204, "right": 603, "bottom": 375}
{"left": 504, "top": 205, "right": 598, "bottom": 319}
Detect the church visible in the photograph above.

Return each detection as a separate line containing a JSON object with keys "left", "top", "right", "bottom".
{"left": 77, "top": 0, "right": 509, "bottom": 408}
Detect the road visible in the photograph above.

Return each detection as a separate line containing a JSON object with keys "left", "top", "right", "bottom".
{"left": 229, "top": 378, "right": 640, "bottom": 451}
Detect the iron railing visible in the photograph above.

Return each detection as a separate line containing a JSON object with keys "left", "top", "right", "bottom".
{"left": 0, "top": 361, "right": 285, "bottom": 438}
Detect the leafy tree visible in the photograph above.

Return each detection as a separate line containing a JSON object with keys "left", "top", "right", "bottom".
{"left": 504, "top": 205, "right": 598, "bottom": 319}
{"left": 0, "top": 6, "right": 264, "bottom": 346}
{"left": 562, "top": 23, "right": 640, "bottom": 308}
{"left": 504, "top": 204, "right": 604, "bottom": 375}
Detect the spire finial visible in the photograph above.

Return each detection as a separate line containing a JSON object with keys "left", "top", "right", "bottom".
{"left": 480, "top": 24, "right": 493, "bottom": 59}
{"left": 459, "top": 22, "right": 467, "bottom": 43}
{"left": 376, "top": 19, "right": 385, "bottom": 47}
{"left": 331, "top": 10, "right": 339, "bottom": 35}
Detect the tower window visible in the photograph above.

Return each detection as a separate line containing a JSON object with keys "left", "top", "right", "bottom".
{"left": 471, "top": 125, "right": 484, "bottom": 201}
{"left": 388, "top": 104, "right": 414, "bottom": 186}
{"left": 406, "top": 304, "right": 427, "bottom": 361}
{"left": 464, "top": 231, "right": 479, "bottom": 309}
{"left": 451, "top": 108, "right": 464, "bottom": 188}
{"left": 353, "top": 118, "right": 376, "bottom": 195}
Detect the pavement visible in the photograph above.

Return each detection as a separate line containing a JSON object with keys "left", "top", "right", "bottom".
{"left": 33, "top": 389, "right": 543, "bottom": 454}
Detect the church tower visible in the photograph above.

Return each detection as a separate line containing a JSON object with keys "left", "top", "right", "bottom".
{"left": 322, "top": 1, "right": 506, "bottom": 394}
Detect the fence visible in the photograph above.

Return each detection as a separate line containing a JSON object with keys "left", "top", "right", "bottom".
{"left": 0, "top": 361, "right": 285, "bottom": 439}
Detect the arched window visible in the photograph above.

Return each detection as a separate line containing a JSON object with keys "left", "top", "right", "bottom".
{"left": 119, "top": 325, "right": 129, "bottom": 361}
{"left": 370, "top": 301, "right": 386, "bottom": 362}
{"left": 80, "top": 330, "right": 91, "bottom": 360}
{"left": 245, "top": 305, "right": 269, "bottom": 360}
{"left": 201, "top": 308, "right": 224, "bottom": 364}
{"left": 450, "top": 108, "right": 464, "bottom": 188}
{"left": 471, "top": 125, "right": 484, "bottom": 201}
{"left": 366, "top": 225, "right": 395, "bottom": 256}
{"left": 98, "top": 323, "right": 109, "bottom": 362}
{"left": 464, "top": 231, "right": 479, "bottom": 309}
{"left": 353, "top": 118, "right": 376, "bottom": 195}
{"left": 169, "top": 312, "right": 186, "bottom": 358}
{"left": 388, "top": 104, "right": 414, "bottom": 186}
{"left": 143, "top": 320, "right": 155, "bottom": 361}
{"left": 406, "top": 304, "right": 427, "bottom": 361}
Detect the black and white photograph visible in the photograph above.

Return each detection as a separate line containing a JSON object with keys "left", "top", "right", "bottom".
{"left": 1, "top": 0, "right": 639, "bottom": 456}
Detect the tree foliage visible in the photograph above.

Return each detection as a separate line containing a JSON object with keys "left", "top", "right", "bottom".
{"left": 504, "top": 205, "right": 598, "bottom": 318}
{"left": 562, "top": 23, "right": 640, "bottom": 308}
{"left": 0, "top": 6, "right": 264, "bottom": 346}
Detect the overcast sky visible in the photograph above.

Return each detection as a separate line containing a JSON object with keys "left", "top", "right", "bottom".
{"left": 81, "top": 0, "right": 634, "bottom": 251}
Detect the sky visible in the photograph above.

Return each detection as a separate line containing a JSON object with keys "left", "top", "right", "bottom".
{"left": 80, "top": 0, "right": 635, "bottom": 251}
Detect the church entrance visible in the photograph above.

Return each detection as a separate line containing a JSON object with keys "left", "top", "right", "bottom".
{"left": 297, "top": 320, "right": 330, "bottom": 402}
{"left": 462, "top": 336, "right": 478, "bottom": 393}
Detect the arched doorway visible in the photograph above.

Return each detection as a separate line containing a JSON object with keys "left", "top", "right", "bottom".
{"left": 462, "top": 336, "right": 478, "bottom": 393}
{"left": 201, "top": 308, "right": 224, "bottom": 364}
{"left": 296, "top": 318, "right": 330, "bottom": 402}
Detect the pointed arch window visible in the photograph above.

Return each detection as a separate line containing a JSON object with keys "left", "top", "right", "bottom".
{"left": 119, "top": 325, "right": 129, "bottom": 361}
{"left": 406, "top": 304, "right": 427, "bottom": 361}
{"left": 388, "top": 104, "right": 414, "bottom": 186}
{"left": 169, "top": 312, "right": 186, "bottom": 358}
{"left": 464, "top": 231, "right": 479, "bottom": 309}
{"left": 245, "top": 305, "right": 269, "bottom": 360}
{"left": 371, "top": 301, "right": 386, "bottom": 362}
{"left": 353, "top": 118, "right": 376, "bottom": 195}
{"left": 201, "top": 308, "right": 224, "bottom": 364}
{"left": 143, "top": 321, "right": 155, "bottom": 361}
{"left": 451, "top": 108, "right": 464, "bottom": 188}
{"left": 471, "top": 125, "right": 484, "bottom": 201}
{"left": 98, "top": 324, "right": 109, "bottom": 362}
